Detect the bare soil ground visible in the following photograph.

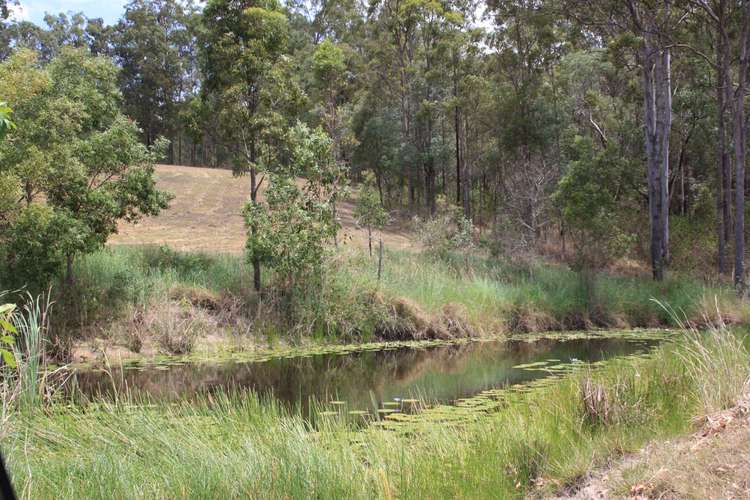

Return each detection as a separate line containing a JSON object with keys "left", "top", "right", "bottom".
{"left": 548, "top": 395, "right": 750, "bottom": 499}
{"left": 110, "top": 164, "right": 417, "bottom": 253}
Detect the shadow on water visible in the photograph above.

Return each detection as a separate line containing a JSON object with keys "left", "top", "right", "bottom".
{"left": 70, "top": 334, "right": 661, "bottom": 418}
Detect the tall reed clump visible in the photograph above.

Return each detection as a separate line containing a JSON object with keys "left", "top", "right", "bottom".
{"left": 677, "top": 326, "right": 750, "bottom": 413}
{"left": 655, "top": 298, "right": 750, "bottom": 413}
{"left": 12, "top": 292, "right": 52, "bottom": 409}
{"left": 339, "top": 246, "right": 733, "bottom": 333}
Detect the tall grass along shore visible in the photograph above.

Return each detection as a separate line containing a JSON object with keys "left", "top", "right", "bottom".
{"left": 2, "top": 326, "right": 748, "bottom": 499}
{"left": 46, "top": 244, "right": 747, "bottom": 362}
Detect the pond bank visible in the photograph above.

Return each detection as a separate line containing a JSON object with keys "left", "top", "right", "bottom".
{"left": 52, "top": 245, "right": 745, "bottom": 363}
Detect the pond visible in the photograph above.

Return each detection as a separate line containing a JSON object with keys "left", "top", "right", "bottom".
{"left": 71, "top": 331, "right": 665, "bottom": 418}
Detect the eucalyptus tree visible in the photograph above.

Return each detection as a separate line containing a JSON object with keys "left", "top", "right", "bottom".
{"left": 487, "top": 0, "right": 569, "bottom": 242}
{"left": 201, "top": 0, "right": 304, "bottom": 292}
{"left": 732, "top": 1, "right": 750, "bottom": 293}
{"left": 688, "top": 0, "right": 734, "bottom": 274}
{"left": 565, "top": 0, "right": 680, "bottom": 281}
{"left": 1, "top": 12, "right": 112, "bottom": 61}
{"left": 0, "top": 1, "right": 10, "bottom": 58}
{"left": 309, "top": 0, "right": 368, "bottom": 44}
{"left": 0, "top": 0, "right": 12, "bottom": 20}
{"left": 312, "top": 39, "right": 347, "bottom": 158}
{"left": 114, "top": 0, "right": 200, "bottom": 157}
{"left": 366, "top": 0, "right": 452, "bottom": 208}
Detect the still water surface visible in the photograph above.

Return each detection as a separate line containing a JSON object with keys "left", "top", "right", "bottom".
{"left": 73, "top": 333, "right": 661, "bottom": 416}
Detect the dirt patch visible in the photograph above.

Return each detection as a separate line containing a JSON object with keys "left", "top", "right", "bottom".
{"left": 110, "top": 164, "right": 418, "bottom": 253}
{"left": 546, "top": 394, "right": 750, "bottom": 499}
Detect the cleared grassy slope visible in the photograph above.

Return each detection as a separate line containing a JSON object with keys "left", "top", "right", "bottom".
{"left": 110, "top": 164, "right": 416, "bottom": 253}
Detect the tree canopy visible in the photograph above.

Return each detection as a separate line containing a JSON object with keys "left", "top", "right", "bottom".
{"left": 1, "top": 0, "right": 750, "bottom": 287}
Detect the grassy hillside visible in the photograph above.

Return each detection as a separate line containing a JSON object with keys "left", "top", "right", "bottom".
{"left": 109, "top": 164, "right": 416, "bottom": 253}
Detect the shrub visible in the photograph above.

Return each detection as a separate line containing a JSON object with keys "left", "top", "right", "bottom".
{"left": 140, "top": 300, "right": 215, "bottom": 355}
{"left": 415, "top": 196, "right": 475, "bottom": 260}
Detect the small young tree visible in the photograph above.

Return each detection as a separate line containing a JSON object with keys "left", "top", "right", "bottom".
{"left": 554, "top": 136, "right": 638, "bottom": 271}
{"left": 354, "top": 170, "right": 389, "bottom": 257}
{"left": 243, "top": 123, "right": 346, "bottom": 298}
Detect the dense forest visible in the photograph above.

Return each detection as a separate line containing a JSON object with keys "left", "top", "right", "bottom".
{"left": 2, "top": 0, "right": 750, "bottom": 291}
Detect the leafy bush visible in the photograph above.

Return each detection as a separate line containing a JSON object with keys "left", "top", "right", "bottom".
{"left": 140, "top": 245, "right": 213, "bottom": 277}
{"left": 0, "top": 49, "right": 170, "bottom": 291}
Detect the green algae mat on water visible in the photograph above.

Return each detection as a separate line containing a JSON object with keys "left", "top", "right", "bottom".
{"left": 70, "top": 330, "right": 671, "bottom": 420}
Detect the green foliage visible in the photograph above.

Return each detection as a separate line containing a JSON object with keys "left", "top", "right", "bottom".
{"left": 554, "top": 135, "right": 638, "bottom": 269}
{"left": 0, "top": 302, "right": 17, "bottom": 368}
{"left": 244, "top": 123, "right": 346, "bottom": 291}
{"left": 1, "top": 205, "right": 70, "bottom": 290}
{"left": 312, "top": 39, "right": 346, "bottom": 86}
{"left": 0, "top": 101, "right": 14, "bottom": 141}
{"left": 202, "top": 0, "right": 289, "bottom": 92}
{"left": 0, "top": 49, "right": 171, "bottom": 289}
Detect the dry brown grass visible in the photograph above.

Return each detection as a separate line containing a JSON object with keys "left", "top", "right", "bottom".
{"left": 373, "top": 296, "right": 480, "bottom": 340}
{"left": 613, "top": 397, "right": 750, "bottom": 499}
{"left": 110, "top": 164, "right": 418, "bottom": 253}
{"left": 553, "top": 394, "right": 750, "bottom": 499}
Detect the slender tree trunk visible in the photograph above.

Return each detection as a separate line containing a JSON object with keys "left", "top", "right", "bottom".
{"left": 425, "top": 163, "right": 436, "bottom": 214}
{"left": 249, "top": 138, "right": 262, "bottom": 293}
{"left": 713, "top": 0, "right": 731, "bottom": 276}
{"left": 657, "top": 46, "right": 672, "bottom": 267}
{"left": 377, "top": 239, "right": 384, "bottom": 283}
{"left": 454, "top": 78, "right": 462, "bottom": 205}
{"left": 65, "top": 254, "right": 75, "bottom": 286}
{"left": 375, "top": 172, "right": 385, "bottom": 206}
{"left": 642, "top": 42, "right": 670, "bottom": 281}
{"left": 733, "top": 0, "right": 750, "bottom": 294}
{"left": 460, "top": 116, "right": 471, "bottom": 220}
